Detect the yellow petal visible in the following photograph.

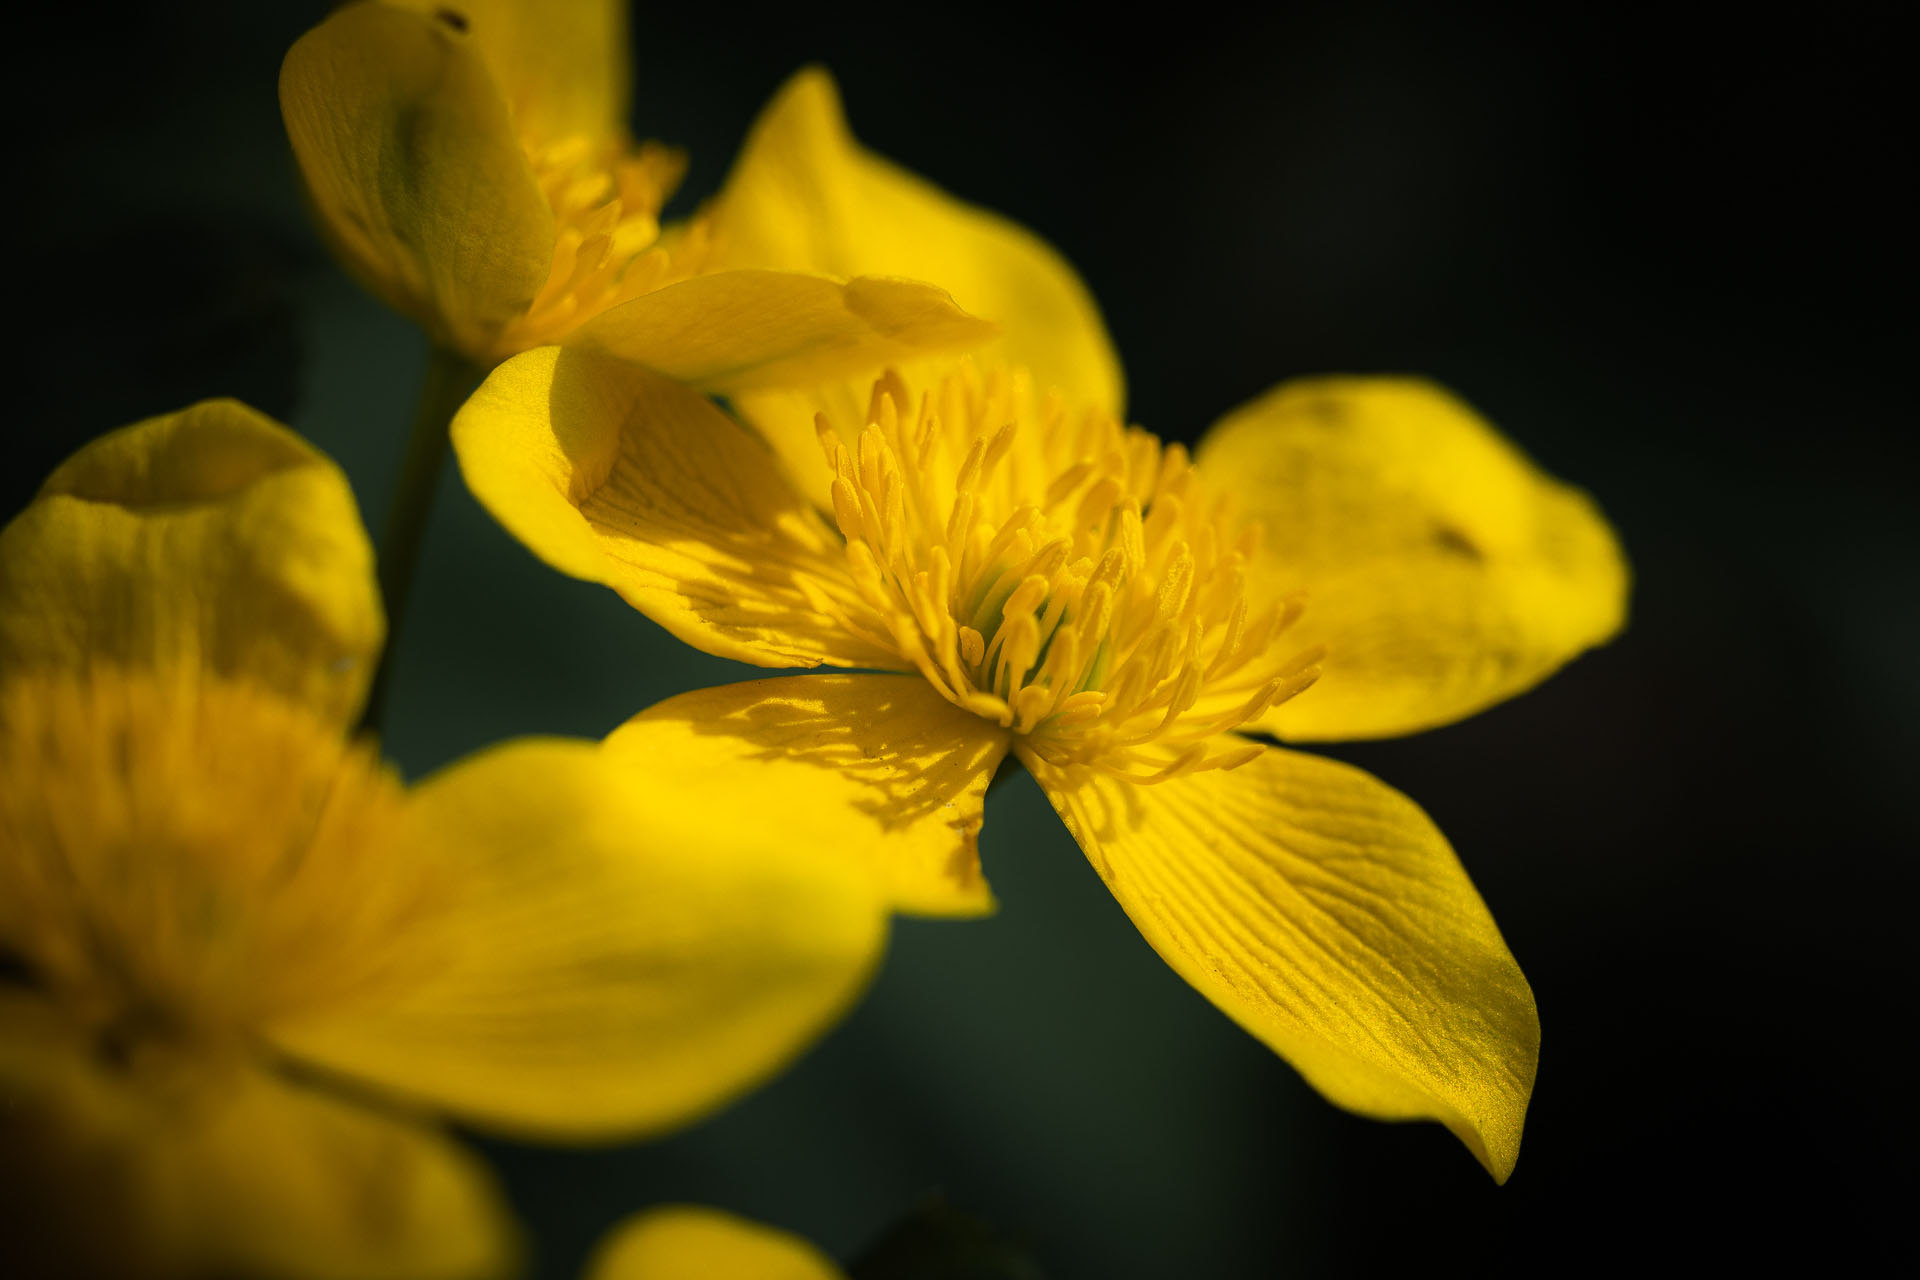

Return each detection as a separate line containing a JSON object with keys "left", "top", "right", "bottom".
{"left": 0, "top": 993, "right": 518, "bottom": 1280}
{"left": 0, "top": 400, "right": 384, "bottom": 729}
{"left": 569, "top": 269, "right": 996, "bottom": 393}
{"left": 586, "top": 1205, "right": 845, "bottom": 1280}
{"left": 384, "top": 0, "right": 629, "bottom": 143}
{"left": 714, "top": 66, "right": 1120, "bottom": 409}
{"left": 452, "top": 344, "right": 902, "bottom": 669}
{"left": 280, "top": 2, "right": 553, "bottom": 359}
{"left": 1198, "top": 377, "right": 1630, "bottom": 740}
{"left": 1026, "top": 743, "right": 1539, "bottom": 1182}
{"left": 603, "top": 675, "right": 1010, "bottom": 917}
{"left": 270, "top": 739, "right": 889, "bottom": 1142}
{"left": 713, "top": 67, "right": 1122, "bottom": 497}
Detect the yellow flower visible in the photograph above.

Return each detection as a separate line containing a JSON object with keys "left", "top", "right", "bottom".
{"left": 278, "top": 2, "right": 993, "bottom": 381}
{"left": 0, "top": 402, "right": 887, "bottom": 1278}
{"left": 584, "top": 1206, "right": 844, "bottom": 1280}
{"left": 448, "top": 70, "right": 1629, "bottom": 1183}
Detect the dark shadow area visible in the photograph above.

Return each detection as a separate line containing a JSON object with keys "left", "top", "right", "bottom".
{"left": 12, "top": 218, "right": 303, "bottom": 521}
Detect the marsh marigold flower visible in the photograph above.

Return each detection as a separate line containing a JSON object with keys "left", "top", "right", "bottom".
{"left": 279, "top": 1, "right": 991, "bottom": 382}
{"left": 0, "top": 403, "right": 887, "bottom": 1277}
{"left": 450, "top": 69, "right": 1629, "bottom": 1183}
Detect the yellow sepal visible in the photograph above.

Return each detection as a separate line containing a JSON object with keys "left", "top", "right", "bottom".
{"left": 269, "top": 738, "right": 889, "bottom": 1142}
{"left": 383, "top": 0, "right": 629, "bottom": 143}
{"left": 452, "top": 344, "right": 903, "bottom": 670}
{"left": 1200, "top": 376, "right": 1630, "bottom": 740}
{"left": 570, "top": 269, "right": 996, "bottom": 393}
{"left": 0, "top": 400, "right": 384, "bottom": 729}
{"left": 712, "top": 67, "right": 1122, "bottom": 502}
{"left": 585, "top": 1205, "right": 844, "bottom": 1280}
{"left": 603, "top": 674, "right": 1011, "bottom": 917}
{"left": 1026, "top": 742, "right": 1539, "bottom": 1182}
{"left": 0, "top": 993, "right": 519, "bottom": 1280}
{"left": 713, "top": 67, "right": 1120, "bottom": 411}
{"left": 280, "top": 2, "right": 554, "bottom": 361}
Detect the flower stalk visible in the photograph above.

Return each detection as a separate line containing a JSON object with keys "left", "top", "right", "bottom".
{"left": 362, "top": 346, "right": 480, "bottom": 736}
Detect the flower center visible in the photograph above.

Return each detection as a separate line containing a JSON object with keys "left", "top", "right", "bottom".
{"left": 819, "top": 364, "right": 1323, "bottom": 783}
{"left": 492, "top": 131, "right": 708, "bottom": 357}
{"left": 0, "top": 671, "right": 439, "bottom": 1068}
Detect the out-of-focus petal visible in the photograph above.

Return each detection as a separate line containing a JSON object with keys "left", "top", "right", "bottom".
{"left": 570, "top": 270, "right": 995, "bottom": 393}
{"left": 585, "top": 1205, "right": 844, "bottom": 1280}
{"left": 452, "top": 344, "right": 903, "bottom": 669}
{"left": 271, "top": 739, "right": 888, "bottom": 1141}
{"left": 0, "top": 401, "right": 383, "bottom": 729}
{"left": 1199, "top": 376, "right": 1629, "bottom": 740}
{"left": 385, "top": 0, "right": 629, "bottom": 142}
{"left": 280, "top": 2, "right": 553, "bottom": 357}
{"left": 0, "top": 993, "right": 518, "bottom": 1280}
{"left": 603, "top": 674, "right": 1011, "bottom": 917}
{"left": 1026, "top": 743, "right": 1538, "bottom": 1182}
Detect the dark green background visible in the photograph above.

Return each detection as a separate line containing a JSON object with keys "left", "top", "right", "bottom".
{"left": 10, "top": 2, "right": 1911, "bottom": 1274}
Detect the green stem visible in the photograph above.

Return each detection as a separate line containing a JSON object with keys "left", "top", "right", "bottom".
{"left": 358, "top": 346, "right": 481, "bottom": 738}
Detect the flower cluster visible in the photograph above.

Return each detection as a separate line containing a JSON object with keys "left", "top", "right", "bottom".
{"left": 3, "top": 1, "right": 1627, "bottom": 1275}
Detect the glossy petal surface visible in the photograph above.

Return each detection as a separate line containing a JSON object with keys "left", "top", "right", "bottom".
{"left": 1199, "top": 377, "right": 1629, "bottom": 740}
{"left": 453, "top": 344, "right": 901, "bottom": 669}
{"left": 280, "top": 2, "right": 552, "bottom": 357}
{"left": 1027, "top": 743, "right": 1538, "bottom": 1181}
{"left": 585, "top": 1205, "right": 843, "bottom": 1280}
{"left": 271, "top": 739, "right": 888, "bottom": 1141}
{"left": 0, "top": 401, "right": 383, "bottom": 728}
{"left": 604, "top": 675, "right": 1010, "bottom": 917}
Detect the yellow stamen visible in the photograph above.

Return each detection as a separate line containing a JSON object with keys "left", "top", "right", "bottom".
{"left": 491, "top": 132, "right": 707, "bottom": 358}
{"left": 820, "top": 363, "right": 1321, "bottom": 780}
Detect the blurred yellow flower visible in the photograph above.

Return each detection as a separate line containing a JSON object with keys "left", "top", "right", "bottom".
{"left": 0, "top": 402, "right": 887, "bottom": 1278}
{"left": 279, "top": 2, "right": 992, "bottom": 383}
{"left": 585, "top": 1206, "right": 845, "bottom": 1280}
{"left": 449, "top": 69, "right": 1630, "bottom": 1182}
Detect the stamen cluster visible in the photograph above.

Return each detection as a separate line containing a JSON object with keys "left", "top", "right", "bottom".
{"left": 495, "top": 133, "right": 709, "bottom": 355}
{"left": 817, "top": 365, "right": 1322, "bottom": 783}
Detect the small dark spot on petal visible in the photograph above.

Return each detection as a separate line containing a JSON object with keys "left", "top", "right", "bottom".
{"left": 0, "top": 947, "right": 40, "bottom": 991}
{"left": 1432, "top": 522, "right": 1486, "bottom": 562}
{"left": 94, "top": 1024, "right": 137, "bottom": 1072}
{"left": 1302, "top": 396, "right": 1350, "bottom": 426}
{"left": 434, "top": 8, "right": 470, "bottom": 33}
